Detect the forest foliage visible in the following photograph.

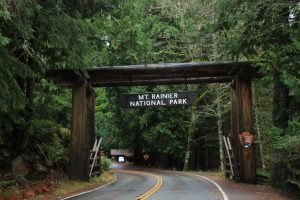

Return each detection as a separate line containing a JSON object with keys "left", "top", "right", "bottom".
{"left": 0, "top": 0, "right": 299, "bottom": 189}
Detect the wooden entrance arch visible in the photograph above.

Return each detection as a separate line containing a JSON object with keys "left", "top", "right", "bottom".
{"left": 47, "top": 61, "right": 259, "bottom": 182}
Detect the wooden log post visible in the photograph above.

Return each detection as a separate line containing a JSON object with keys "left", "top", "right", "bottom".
{"left": 230, "top": 81, "right": 240, "bottom": 179}
{"left": 86, "top": 87, "right": 97, "bottom": 175}
{"left": 86, "top": 86, "right": 96, "bottom": 153}
{"left": 70, "top": 80, "right": 95, "bottom": 180}
{"left": 231, "top": 77, "right": 256, "bottom": 183}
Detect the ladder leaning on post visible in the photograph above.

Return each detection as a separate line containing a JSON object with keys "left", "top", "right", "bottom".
{"left": 223, "top": 135, "right": 237, "bottom": 179}
{"left": 89, "top": 137, "right": 102, "bottom": 177}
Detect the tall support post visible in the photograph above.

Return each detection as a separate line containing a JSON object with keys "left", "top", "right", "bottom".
{"left": 231, "top": 77, "right": 256, "bottom": 182}
{"left": 86, "top": 87, "right": 98, "bottom": 174}
{"left": 230, "top": 81, "right": 240, "bottom": 178}
{"left": 86, "top": 87, "right": 96, "bottom": 152}
{"left": 70, "top": 80, "right": 89, "bottom": 180}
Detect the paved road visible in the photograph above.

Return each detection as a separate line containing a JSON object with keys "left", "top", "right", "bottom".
{"left": 65, "top": 169, "right": 158, "bottom": 200}
{"left": 63, "top": 167, "right": 226, "bottom": 200}
{"left": 61, "top": 163, "right": 289, "bottom": 200}
{"left": 148, "top": 170, "right": 224, "bottom": 200}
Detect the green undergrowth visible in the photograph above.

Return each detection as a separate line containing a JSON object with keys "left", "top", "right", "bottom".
{"left": 184, "top": 170, "right": 224, "bottom": 179}
{"left": 101, "top": 156, "right": 112, "bottom": 171}
{"left": 0, "top": 171, "right": 115, "bottom": 200}
{"left": 53, "top": 171, "right": 115, "bottom": 197}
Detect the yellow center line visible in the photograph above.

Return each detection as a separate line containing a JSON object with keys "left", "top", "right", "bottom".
{"left": 112, "top": 169, "right": 163, "bottom": 200}
{"left": 137, "top": 174, "right": 162, "bottom": 200}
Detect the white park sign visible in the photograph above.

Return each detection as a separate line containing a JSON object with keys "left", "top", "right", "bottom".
{"left": 120, "top": 92, "right": 197, "bottom": 108}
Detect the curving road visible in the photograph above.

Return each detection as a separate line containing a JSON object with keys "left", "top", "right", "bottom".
{"left": 60, "top": 163, "right": 287, "bottom": 200}
{"left": 148, "top": 171, "right": 224, "bottom": 200}
{"left": 64, "top": 169, "right": 159, "bottom": 200}
{"left": 62, "top": 166, "right": 226, "bottom": 200}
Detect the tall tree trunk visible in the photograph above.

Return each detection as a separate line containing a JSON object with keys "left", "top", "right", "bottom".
{"left": 216, "top": 84, "right": 225, "bottom": 171}
{"left": 270, "top": 66, "right": 289, "bottom": 188}
{"left": 13, "top": 58, "right": 35, "bottom": 155}
{"left": 272, "top": 67, "right": 289, "bottom": 129}
{"left": 183, "top": 105, "right": 197, "bottom": 171}
{"left": 183, "top": 87, "right": 209, "bottom": 171}
{"left": 252, "top": 81, "right": 266, "bottom": 169}
{"left": 22, "top": 77, "right": 34, "bottom": 152}
{"left": 133, "top": 132, "right": 142, "bottom": 165}
{"left": 16, "top": 9, "right": 40, "bottom": 155}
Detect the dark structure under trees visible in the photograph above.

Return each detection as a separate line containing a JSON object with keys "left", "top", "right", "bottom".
{"left": 46, "top": 61, "right": 259, "bottom": 182}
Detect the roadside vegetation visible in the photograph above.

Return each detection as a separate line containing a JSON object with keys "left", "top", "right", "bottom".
{"left": 0, "top": 171, "right": 114, "bottom": 200}
{"left": 0, "top": 157, "right": 113, "bottom": 199}
{"left": 53, "top": 171, "right": 114, "bottom": 198}
{"left": 0, "top": 0, "right": 299, "bottom": 198}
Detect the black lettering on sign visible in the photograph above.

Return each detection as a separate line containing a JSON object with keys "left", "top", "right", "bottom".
{"left": 120, "top": 92, "right": 197, "bottom": 108}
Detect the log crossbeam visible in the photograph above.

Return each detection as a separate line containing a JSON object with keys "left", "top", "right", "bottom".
{"left": 46, "top": 61, "right": 259, "bottom": 87}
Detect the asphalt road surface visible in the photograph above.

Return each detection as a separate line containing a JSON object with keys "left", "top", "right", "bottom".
{"left": 147, "top": 170, "right": 224, "bottom": 200}
{"left": 62, "top": 163, "right": 285, "bottom": 200}
{"left": 63, "top": 165, "right": 227, "bottom": 200}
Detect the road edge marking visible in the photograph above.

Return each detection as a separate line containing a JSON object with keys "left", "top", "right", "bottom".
{"left": 182, "top": 172, "right": 229, "bottom": 200}
{"left": 60, "top": 175, "right": 118, "bottom": 200}
{"left": 151, "top": 169, "right": 229, "bottom": 200}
